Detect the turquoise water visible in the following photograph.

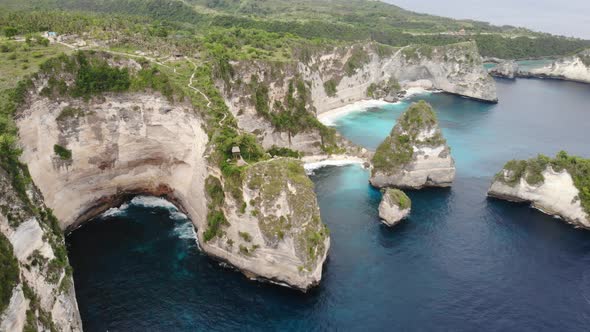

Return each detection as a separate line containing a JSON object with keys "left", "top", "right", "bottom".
{"left": 484, "top": 59, "right": 554, "bottom": 71}
{"left": 67, "top": 78, "right": 590, "bottom": 331}
{"left": 334, "top": 79, "right": 590, "bottom": 177}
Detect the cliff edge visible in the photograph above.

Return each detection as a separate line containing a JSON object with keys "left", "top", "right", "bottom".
{"left": 488, "top": 152, "right": 590, "bottom": 229}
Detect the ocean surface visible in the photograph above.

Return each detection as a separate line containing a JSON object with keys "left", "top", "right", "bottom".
{"left": 67, "top": 78, "right": 590, "bottom": 331}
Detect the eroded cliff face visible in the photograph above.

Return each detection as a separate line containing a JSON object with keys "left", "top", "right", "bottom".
{"left": 528, "top": 49, "right": 590, "bottom": 83}
{"left": 369, "top": 101, "right": 455, "bottom": 189}
{"left": 16, "top": 85, "right": 329, "bottom": 293}
{"left": 488, "top": 167, "right": 590, "bottom": 229}
{"left": 202, "top": 158, "right": 330, "bottom": 291}
{"left": 17, "top": 92, "right": 209, "bottom": 231}
{"left": 0, "top": 169, "right": 82, "bottom": 332}
{"left": 219, "top": 41, "right": 496, "bottom": 154}
{"left": 489, "top": 60, "right": 518, "bottom": 79}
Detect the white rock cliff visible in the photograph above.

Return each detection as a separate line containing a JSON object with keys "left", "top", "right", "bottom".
{"left": 488, "top": 166, "right": 590, "bottom": 229}
{"left": 369, "top": 101, "right": 455, "bottom": 189}
{"left": 220, "top": 41, "right": 496, "bottom": 154}
{"left": 528, "top": 49, "right": 590, "bottom": 83}
{"left": 378, "top": 189, "right": 411, "bottom": 226}
{"left": 0, "top": 168, "right": 82, "bottom": 331}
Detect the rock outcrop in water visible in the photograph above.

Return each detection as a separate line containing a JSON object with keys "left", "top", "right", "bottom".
{"left": 203, "top": 158, "right": 330, "bottom": 290}
{"left": 378, "top": 189, "right": 411, "bottom": 226}
{"left": 369, "top": 101, "right": 455, "bottom": 189}
{"left": 489, "top": 60, "right": 519, "bottom": 79}
{"left": 0, "top": 169, "right": 82, "bottom": 331}
{"left": 525, "top": 49, "right": 590, "bottom": 83}
{"left": 220, "top": 41, "right": 496, "bottom": 154}
{"left": 488, "top": 152, "right": 590, "bottom": 229}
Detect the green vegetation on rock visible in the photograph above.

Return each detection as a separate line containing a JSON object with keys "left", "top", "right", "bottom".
{"left": 238, "top": 231, "right": 252, "bottom": 242}
{"left": 53, "top": 144, "right": 72, "bottom": 160}
{"left": 204, "top": 175, "right": 229, "bottom": 242}
{"left": 55, "top": 106, "right": 84, "bottom": 122}
{"left": 344, "top": 46, "right": 370, "bottom": 76}
{"left": 496, "top": 151, "right": 590, "bottom": 216}
{"left": 366, "top": 77, "right": 401, "bottom": 98}
{"left": 323, "top": 79, "right": 337, "bottom": 97}
{"left": 384, "top": 188, "right": 411, "bottom": 210}
{"left": 267, "top": 146, "right": 301, "bottom": 158}
{"left": 249, "top": 74, "right": 339, "bottom": 152}
{"left": 0, "top": 232, "right": 19, "bottom": 314}
{"left": 245, "top": 158, "right": 328, "bottom": 268}
{"left": 372, "top": 101, "right": 446, "bottom": 174}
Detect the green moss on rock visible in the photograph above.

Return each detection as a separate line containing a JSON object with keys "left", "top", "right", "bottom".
{"left": 245, "top": 158, "right": 328, "bottom": 269}
{"left": 53, "top": 144, "right": 72, "bottom": 160}
{"left": 371, "top": 101, "right": 446, "bottom": 174}
{"left": 383, "top": 188, "right": 411, "bottom": 210}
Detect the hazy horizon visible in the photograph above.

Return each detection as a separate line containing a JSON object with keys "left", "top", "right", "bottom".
{"left": 386, "top": 0, "right": 590, "bottom": 39}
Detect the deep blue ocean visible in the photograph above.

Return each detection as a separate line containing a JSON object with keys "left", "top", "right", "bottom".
{"left": 67, "top": 78, "right": 590, "bottom": 331}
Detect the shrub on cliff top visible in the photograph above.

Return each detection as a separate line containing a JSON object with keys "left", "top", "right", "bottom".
{"left": 497, "top": 151, "right": 590, "bottom": 216}
{"left": 53, "top": 144, "right": 72, "bottom": 160}
{"left": 396, "top": 100, "right": 438, "bottom": 134}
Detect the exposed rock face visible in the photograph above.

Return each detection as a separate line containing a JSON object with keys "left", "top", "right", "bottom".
{"left": 527, "top": 49, "right": 590, "bottom": 83}
{"left": 203, "top": 158, "right": 330, "bottom": 291}
{"left": 0, "top": 169, "right": 82, "bottom": 331}
{"left": 488, "top": 155, "right": 590, "bottom": 229}
{"left": 369, "top": 101, "right": 455, "bottom": 189}
{"left": 489, "top": 60, "right": 519, "bottom": 79}
{"left": 220, "top": 41, "right": 496, "bottom": 153}
{"left": 16, "top": 84, "right": 329, "bottom": 292}
{"left": 378, "top": 189, "right": 411, "bottom": 226}
{"left": 17, "top": 93, "right": 209, "bottom": 231}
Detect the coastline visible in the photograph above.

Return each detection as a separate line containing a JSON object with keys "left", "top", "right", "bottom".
{"left": 317, "top": 87, "right": 435, "bottom": 126}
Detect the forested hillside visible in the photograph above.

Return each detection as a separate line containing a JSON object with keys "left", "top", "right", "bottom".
{"left": 1, "top": 0, "right": 589, "bottom": 59}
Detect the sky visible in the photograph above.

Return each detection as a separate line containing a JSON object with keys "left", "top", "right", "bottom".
{"left": 386, "top": 0, "right": 590, "bottom": 39}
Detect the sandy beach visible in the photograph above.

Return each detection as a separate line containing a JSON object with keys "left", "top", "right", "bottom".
{"left": 317, "top": 87, "right": 436, "bottom": 126}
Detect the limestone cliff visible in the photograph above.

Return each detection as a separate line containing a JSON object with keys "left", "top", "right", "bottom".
{"left": 17, "top": 92, "right": 210, "bottom": 231}
{"left": 369, "top": 101, "right": 455, "bottom": 189}
{"left": 0, "top": 169, "right": 82, "bottom": 332}
{"left": 378, "top": 189, "right": 411, "bottom": 227}
{"left": 527, "top": 49, "right": 590, "bottom": 83}
{"left": 488, "top": 152, "right": 590, "bottom": 229}
{"left": 489, "top": 60, "right": 518, "bottom": 79}
{"left": 219, "top": 41, "right": 496, "bottom": 154}
{"left": 14, "top": 51, "right": 330, "bottom": 293}
{"left": 202, "top": 158, "right": 330, "bottom": 291}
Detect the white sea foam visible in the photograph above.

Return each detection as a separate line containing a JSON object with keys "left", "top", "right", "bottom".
{"left": 317, "top": 87, "right": 436, "bottom": 126}
{"left": 129, "top": 196, "right": 178, "bottom": 210}
{"left": 318, "top": 100, "right": 389, "bottom": 126}
{"left": 170, "top": 211, "right": 188, "bottom": 220}
{"left": 98, "top": 196, "right": 182, "bottom": 218}
{"left": 172, "top": 221, "right": 197, "bottom": 240}
{"left": 99, "top": 203, "right": 130, "bottom": 218}
{"left": 303, "top": 155, "right": 365, "bottom": 175}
